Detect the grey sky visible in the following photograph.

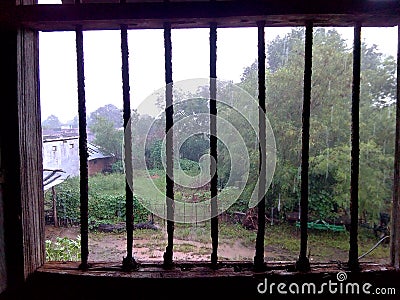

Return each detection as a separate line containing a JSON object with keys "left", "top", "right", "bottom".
{"left": 38, "top": 1, "right": 398, "bottom": 123}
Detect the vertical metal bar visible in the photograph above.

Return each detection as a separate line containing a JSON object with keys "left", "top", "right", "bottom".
{"left": 348, "top": 24, "right": 361, "bottom": 271}
{"left": 254, "top": 21, "right": 266, "bottom": 271}
{"left": 121, "top": 24, "right": 138, "bottom": 271}
{"left": 76, "top": 25, "right": 89, "bottom": 270}
{"left": 163, "top": 22, "right": 174, "bottom": 268}
{"left": 391, "top": 25, "right": 400, "bottom": 270}
{"left": 210, "top": 22, "right": 218, "bottom": 267}
{"left": 295, "top": 22, "right": 313, "bottom": 272}
{"left": 51, "top": 186, "right": 58, "bottom": 227}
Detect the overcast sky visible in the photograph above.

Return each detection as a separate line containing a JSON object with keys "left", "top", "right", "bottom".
{"left": 38, "top": 0, "right": 398, "bottom": 123}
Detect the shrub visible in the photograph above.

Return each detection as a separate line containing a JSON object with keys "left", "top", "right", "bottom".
{"left": 45, "top": 236, "right": 81, "bottom": 261}
{"left": 48, "top": 174, "right": 150, "bottom": 229}
{"left": 111, "top": 160, "right": 124, "bottom": 173}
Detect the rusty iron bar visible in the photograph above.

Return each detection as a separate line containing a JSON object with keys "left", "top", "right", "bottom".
{"left": 163, "top": 22, "right": 174, "bottom": 269}
{"left": 391, "top": 25, "right": 400, "bottom": 270}
{"left": 210, "top": 22, "right": 218, "bottom": 267}
{"left": 120, "top": 24, "right": 138, "bottom": 271}
{"left": 76, "top": 25, "right": 89, "bottom": 270}
{"left": 295, "top": 22, "right": 313, "bottom": 272}
{"left": 348, "top": 24, "right": 361, "bottom": 272}
{"left": 254, "top": 21, "right": 266, "bottom": 271}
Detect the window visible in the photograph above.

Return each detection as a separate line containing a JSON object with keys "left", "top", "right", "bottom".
{"left": 1, "top": 1, "right": 400, "bottom": 298}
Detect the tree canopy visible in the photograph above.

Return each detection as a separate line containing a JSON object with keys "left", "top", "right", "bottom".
{"left": 74, "top": 28, "right": 396, "bottom": 225}
{"left": 238, "top": 28, "right": 396, "bottom": 223}
{"left": 42, "top": 114, "right": 62, "bottom": 130}
{"left": 89, "top": 115, "right": 124, "bottom": 159}
{"left": 88, "top": 104, "right": 123, "bottom": 129}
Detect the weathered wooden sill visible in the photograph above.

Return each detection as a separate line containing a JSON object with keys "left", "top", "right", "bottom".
{"left": 37, "top": 261, "right": 395, "bottom": 278}
{"left": 18, "top": 261, "right": 399, "bottom": 300}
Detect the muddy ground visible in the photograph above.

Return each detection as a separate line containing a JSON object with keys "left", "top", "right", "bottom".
{"left": 45, "top": 224, "right": 297, "bottom": 262}
{"left": 45, "top": 223, "right": 389, "bottom": 264}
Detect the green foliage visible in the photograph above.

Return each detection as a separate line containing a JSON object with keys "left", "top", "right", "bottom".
{"left": 111, "top": 160, "right": 124, "bottom": 173}
{"left": 45, "top": 236, "right": 81, "bottom": 261}
{"left": 89, "top": 173, "right": 126, "bottom": 193}
{"left": 308, "top": 173, "right": 337, "bottom": 221}
{"left": 48, "top": 28, "right": 396, "bottom": 227}
{"left": 145, "top": 99, "right": 211, "bottom": 170}
{"left": 178, "top": 158, "right": 201, "bottom": 175}
{"left": 50, "top": 174, "right": 149, "bottom": 229}
{"left": 88, "top": 104, "right": 123, "bottom": 128}
{"left": 179, "top": 134, "right": 209, "bottom": 162}
{"left": 146, "top": 139, "right": 163, "bottom": 169}
{"left": 88, "top": 193, "right": 125, "bottom": 228}
{"left": 237, "top": 28, "right": 396, "bottom": 224}
{"left": 226, "top": 198, "right": 248, "bottom": 213}
{"left": 90, "top": 115, "right": 124, "bottom": 159}
{"left": 88, "top": 193, "right": 148, "bottom": 229}
{"left": 146, "top": 138, "right": 202, "bottom": 176}
{"left": 54, "top": 177, "right": 81, "bottom": 224}
{"left": 222, "top": 148, "right": 259, "bottom": 211}
{"left": 311, "top": 141, "right": 393, "bottom": 223}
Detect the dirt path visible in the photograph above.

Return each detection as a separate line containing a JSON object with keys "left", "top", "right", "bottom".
{"left": 45, "top": 225, "right": 389, "bottom": 264}
{"left": 45, "top": 225, "right": 292, "bottom": 262}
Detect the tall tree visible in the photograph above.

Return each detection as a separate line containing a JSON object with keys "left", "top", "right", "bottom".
{"left": 90, "top": 115, "right": 123, "bottom": 159}
{"left": 42, "top": 114, "right": 62, "bottom": 130}
{"left": 66, "top": 116, "right": 78, "bottom": 129}
{"left": 88, "top": 104, "right": 123, "bottom": 129}
{"left": 236, "top": 28, "right": 396, "bottom": 223}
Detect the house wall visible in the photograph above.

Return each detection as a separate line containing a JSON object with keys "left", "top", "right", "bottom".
{"left": 42, "top": 138, "right": 80, "bottom": 177}
{"left": 88, "top": 157, "right": 115, "bottom": 176}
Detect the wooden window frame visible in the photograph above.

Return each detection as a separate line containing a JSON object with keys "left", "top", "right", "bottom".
{"left": 1, "top": 2, "right": 400, "bottom": 295}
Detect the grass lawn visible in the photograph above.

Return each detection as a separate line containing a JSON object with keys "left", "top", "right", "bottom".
{"left": 45, "top": 173, "right": 390, "bottom": 263}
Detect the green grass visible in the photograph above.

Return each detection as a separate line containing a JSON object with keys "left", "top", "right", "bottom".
{"left": 53, "top": 173, "right": 390, "bottom": 263}
{"left": 174, "top": 243, "right": 198, "bottom": 253}
{"left": 133, "top": 228, "right": 164, "bottom": 241}
{"left": 358, "top": 227, "right": 390, "bottom": 261}
{"left": 174, "top": 223, "right": 212, "bottom": 244}
{"left": 89, "top": 173, "right": 125, "bottom": 194}
{"left": 172, "top": 222, "right": 389, "bottom": 262}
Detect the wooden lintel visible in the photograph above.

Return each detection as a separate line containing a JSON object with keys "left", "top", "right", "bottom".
{"left": 0, "top": 1, "right": 400, "bottom": 31}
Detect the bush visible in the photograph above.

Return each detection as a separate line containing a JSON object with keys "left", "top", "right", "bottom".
{"left": 111, "top": 160, "right": 124, "bottom": 173}
{"left": 178, "top": 158, "right": 200, "bottom": 175}
{"left": 49, "top": 174, "right": 150, "bottom": 229}
{"left": 45, "top": 236, "right": 81, "bottom": 261}
{"left": 89, "top": 193, "right": 149, "bottom": 229}
{"left": 53, "top": 177, "right": 80, "bottom": 225}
